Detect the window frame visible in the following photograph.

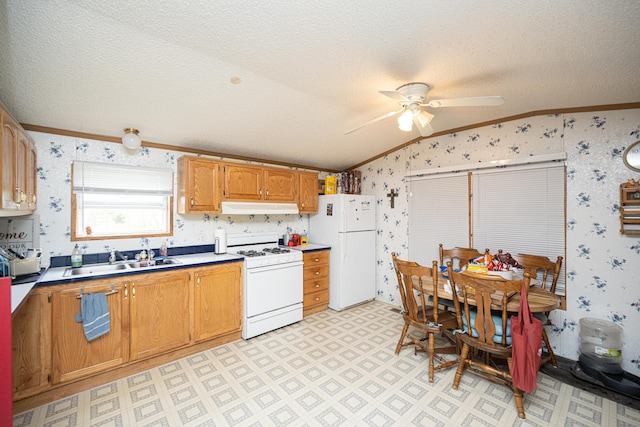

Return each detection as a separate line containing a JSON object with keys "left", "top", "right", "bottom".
{"left": 408, "top": 160, "right": 566, "bottom": 303}
{"left": 70, "top": 161, "right": 174, "bottom": 241}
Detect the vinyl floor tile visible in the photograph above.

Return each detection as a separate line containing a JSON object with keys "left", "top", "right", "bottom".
{"left": 14, "top": 301, "right": 640, "bottom": 426}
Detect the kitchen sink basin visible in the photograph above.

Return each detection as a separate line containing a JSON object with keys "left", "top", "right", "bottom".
{"left": 63, "top": 263, "right": 130, "bottom": 277}
{"left": 126, "top": 258, "right": 182, "bottom": 268}
{"left": 61, "top": 258, "right": 184, "bottom": 277}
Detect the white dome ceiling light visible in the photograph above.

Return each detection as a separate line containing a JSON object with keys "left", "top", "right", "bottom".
{"left": 122, "top": 128, "right": 141, "bottom": 150}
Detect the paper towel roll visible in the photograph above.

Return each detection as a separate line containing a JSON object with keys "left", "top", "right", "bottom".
{"left": 214, "top": 228, "right": 227, "bottom": 254}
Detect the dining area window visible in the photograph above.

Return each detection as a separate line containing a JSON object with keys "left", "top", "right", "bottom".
{"left": 408, "top": 159, "right": 566, "bottom": 297}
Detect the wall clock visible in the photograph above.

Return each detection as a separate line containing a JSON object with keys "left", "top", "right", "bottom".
{"left": 623, "top": 140, "right": 640, "bottom": 172}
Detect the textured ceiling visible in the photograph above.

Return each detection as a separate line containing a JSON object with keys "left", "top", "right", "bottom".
{"left": 1, "top": 0, "right": 639, "bottom": 171}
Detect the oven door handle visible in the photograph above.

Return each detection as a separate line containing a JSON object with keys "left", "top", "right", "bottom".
{"left": 246, "top": 261, "right": 303, "bottom": 273}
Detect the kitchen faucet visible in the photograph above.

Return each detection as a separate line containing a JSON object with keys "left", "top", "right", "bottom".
{"left": 109, "top": 249, "right": 128, "bottom": 264}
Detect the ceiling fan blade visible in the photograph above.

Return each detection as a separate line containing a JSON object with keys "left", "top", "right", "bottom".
{"left": 345, "top": 108, "right": 404, "bottom": 135}
{"left": 414, "top": 110, "right": 434, "bottom": 128}
{"left": 378, "top": 90, "right": 410, "bottom": 103}
{"left": 425, "top": 96, "right": 504, "bottom": 108}
{"left": 413, "top": 117, "right": 434, "bottom": 137}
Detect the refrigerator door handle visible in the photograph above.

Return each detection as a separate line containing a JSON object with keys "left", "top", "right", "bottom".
{"left": 340, "top": 233, "right": 347, "bottom": 263}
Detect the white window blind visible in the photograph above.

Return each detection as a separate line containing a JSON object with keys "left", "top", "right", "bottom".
{"left": 71, "top": 161, "right": 173, "bottom": 239}
{"left": 72, "top": 161, "right": 173, "bottom": 195}
{"left": 472, "top": 164, "right": 566, "bottom": 294}
{"left": 408, "top": 174, "right": 469, "bottom": 266}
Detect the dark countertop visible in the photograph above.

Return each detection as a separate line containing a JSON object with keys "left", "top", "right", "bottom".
{"left": 287, "top": 243, "right": 331, "bottom": 253}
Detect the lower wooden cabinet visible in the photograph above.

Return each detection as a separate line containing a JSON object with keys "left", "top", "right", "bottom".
{"left": 12, "top": 261, "right": 243, "bottom": 404}
{"left": 12, "top": 289, "right": 51, "bottom": 400}
{"left": 193, "top": 262, "right": 242, "bottom": 342}
{"left": 129, "top": 270, "right": 191, "bottom": 361}
{"left": 302, "top": 250, "right": 330, "bottom": 317}
{"left": 51, "top": 279, "right": 129, "bottom": 384}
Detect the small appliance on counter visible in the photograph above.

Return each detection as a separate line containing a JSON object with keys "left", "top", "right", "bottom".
{"left": 0, "top": 247, "right": 42, "bottom": 278}
{"left": 214, "top": 228, "right": 227, "bottom": 254}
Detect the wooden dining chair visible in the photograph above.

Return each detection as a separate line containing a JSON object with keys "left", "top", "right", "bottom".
{"left": 439, "top": 244, "right": 485, "bottom": 270}
{"left": 511, "top": 253, "right": 563, "bottom": 368}
{"left": 447, "top": 264, "right": 531, "bottom": 419}
{"left": 391, "top": 253, "right": 459, "bottom": 382}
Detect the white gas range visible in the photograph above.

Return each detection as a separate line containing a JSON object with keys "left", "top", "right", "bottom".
{"left": 226, "top": 232, "right": 303, "bottom": 339}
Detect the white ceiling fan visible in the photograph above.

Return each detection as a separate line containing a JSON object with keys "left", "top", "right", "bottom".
{"left": 345, "top": 82, "right": 504, "bottom": 137}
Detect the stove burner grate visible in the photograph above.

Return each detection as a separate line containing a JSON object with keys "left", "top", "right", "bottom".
{"left": 263, "top": 247, "right": 291, "bottom": 254}
{"left": 237, "top": 250, "right": 267, "bottom": 257}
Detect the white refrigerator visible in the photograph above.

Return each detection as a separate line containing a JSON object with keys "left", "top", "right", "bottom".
{"left": 309, "top": 194, "right": 376, "bottom": 311}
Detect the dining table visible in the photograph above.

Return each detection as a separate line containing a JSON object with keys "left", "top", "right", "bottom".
{"left": 415, "top": 271, "right": 561, "bottom": 314}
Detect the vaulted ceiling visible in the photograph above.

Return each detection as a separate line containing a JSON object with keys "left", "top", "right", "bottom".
{"left": 1, "top": 1, "right": 639, "bottom": 171}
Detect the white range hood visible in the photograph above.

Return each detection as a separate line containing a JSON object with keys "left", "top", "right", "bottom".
{"left": 221, "top": 202, "right": 299, "bottom": 215}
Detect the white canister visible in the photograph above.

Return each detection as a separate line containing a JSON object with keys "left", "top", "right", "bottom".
{"left": 214, "top": 228, "right": 227, "bottom": 254}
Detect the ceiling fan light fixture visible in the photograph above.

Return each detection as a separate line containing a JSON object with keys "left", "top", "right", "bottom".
{"left": 122, "top": 127, "right": 141, "bottom": 150}
{"left": 397, "top": 109, "right": 413, "bottom": 132}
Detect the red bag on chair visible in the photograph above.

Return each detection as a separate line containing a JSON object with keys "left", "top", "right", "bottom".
{"left": 510, "top": 279, "right": 543, "bottom": 392}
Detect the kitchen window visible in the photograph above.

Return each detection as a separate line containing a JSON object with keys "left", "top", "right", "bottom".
{"left": 71, "top": 161, "right": 173, "bottom": 240}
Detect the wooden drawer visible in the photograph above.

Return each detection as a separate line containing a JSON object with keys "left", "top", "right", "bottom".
{"left": 304, "top": 278, "right": 329, "bottom": 294}
{"left": 303, "top": 264, "right": 329, "bottom": 281}
{"left": 303, "top": 289, "right": 329, "bottom": 307}
{"left": 303, "top": 251, "right": 329, "bottom": 265}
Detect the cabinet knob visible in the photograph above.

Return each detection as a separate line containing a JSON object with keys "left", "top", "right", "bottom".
{"left": 314, "top": 271, "right": 320, "bottom": 275}
{"left": 313, "top": 258, "right": 320, "bottom": 262}
{"left": 314, "top": 297, "right": 320, "bottom": 301}
{"left": 314, "top": 284, "right": 320, "bottom": 288}
{"left": 190, "top": 197, "right": 194, "bottom": 207}
{"left": 132, "top": 283, "right": 136, "bottom": 297}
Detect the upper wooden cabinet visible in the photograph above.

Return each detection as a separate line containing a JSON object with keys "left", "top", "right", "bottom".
{"left": 177, "top": 155, "right": 318, "bottom": 214}
{"left": 264, "top": 167, "right": 298, "bottom": 202}
{"left": 1, "top": 104, "right": 37, "bottom": 215}
{"left": 299, "top": 171, "right": 319, "bottom": 213}
{"left": 223, "top": 163, "right": 264, "bottom": 201}
{"left": 223, "top": 163, "right": 298, "bottom": 203}
{"left": 177, "top": 155, "right": 222, "bottom": 214}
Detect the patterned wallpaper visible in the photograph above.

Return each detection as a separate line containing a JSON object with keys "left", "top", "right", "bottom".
{"left": 359, "top": 109, "right": 640, "bottom": 373}
{"left": 26, "top": 132, "right": 312, "bottom": 265}
{"left": 23, "top": 107, "right": 640, "bottom": 373}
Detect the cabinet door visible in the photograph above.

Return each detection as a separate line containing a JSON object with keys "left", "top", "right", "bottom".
{"left": 264, "top": 168, "right": 297, "bottom": 202}
{"left": 299, "top": 172, "right": 319, "bottom": 213}
{"left": 193, "top": 262, "right": 242, "bottom": 342}
{"left": 178, "top": 156, "right": 221, "bottom": 213}
{"left": 51, "top": 280, "right": 129, "bottom": 384}
{"left": 12, "top": 290, "right": 51, "bottom": 399}
{"left": 15, "top": 130, "right": 29, "bottom": 208}
{"left": 25, "top": 140, "right": 37, "bottom": 210}
{"left": 223, "top": 164, "right": 263, "bottom": 201}
{"left": 1, "top": 110, "right": 18, "bottom": 210}
{"left": 129, "top": 270, "right": 191, "bottom": 360}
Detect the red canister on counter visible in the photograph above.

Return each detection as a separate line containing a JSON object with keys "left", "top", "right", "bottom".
{"left": 291, "top": 234, "right": 300, "bottom": 246}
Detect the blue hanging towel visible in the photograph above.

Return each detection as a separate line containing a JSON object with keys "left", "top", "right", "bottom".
{"left": 75, "top": 292, "right": 110, "bottom": 341}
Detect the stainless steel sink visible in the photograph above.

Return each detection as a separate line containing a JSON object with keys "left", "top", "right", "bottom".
{"left": 63, "top": 263, "right": 130, "bottom": 277}
{"left": 127, "top": 258, "right": 182, "bottom": 269}
{"left": 62, "top": 258, "right": 183, "bottom": 277}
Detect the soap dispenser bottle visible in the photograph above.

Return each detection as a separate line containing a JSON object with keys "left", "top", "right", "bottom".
{"left": 71, "top": 244, "right": 83, "bottom": 268}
